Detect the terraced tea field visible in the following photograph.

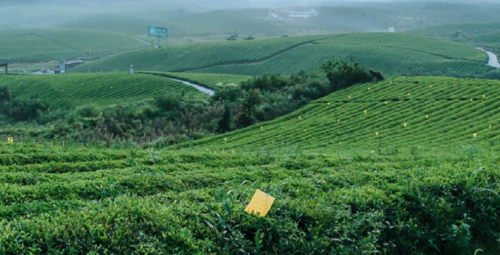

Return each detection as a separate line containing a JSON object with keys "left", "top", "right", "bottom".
{"left": 0, "top": 73, "right": 205, "bottom": 110}
{"left": 0, "top": 28, "right": 148, "bottom": 63}
{"left": 410, "top": 22, "right": 500, "bottom": 56}
{"left": 180, "top": 76, "right": 500, "bottom": 153}
{"left": 0, "top": 138, "right": 499, "bottom": 254}
{"left": 72, "top": 33, "right": 495, "bottom": 77}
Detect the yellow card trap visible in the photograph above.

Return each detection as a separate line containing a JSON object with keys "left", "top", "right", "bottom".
{"left": 245, "top": 189, "right": 275, "bottom": 217}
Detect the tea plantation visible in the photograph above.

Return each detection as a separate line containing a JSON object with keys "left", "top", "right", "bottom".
{"left": 0, "top": 28, "right": 148, "bottom": 63}
{"left": 0, "top": 73, "right": 205, "bottom": 110}
{"left": 71, "top": 33, "right": 496, "bottom": 77}
{"left": 1, "top": 76, "right": 500, "bottom": 254}
{"left": 182, "top": 76, "right": 500, "bottom": 153}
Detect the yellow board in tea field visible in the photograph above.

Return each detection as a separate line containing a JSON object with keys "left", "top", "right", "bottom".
{"left": 245, "top": 189, "right": 275, "bottom": 217}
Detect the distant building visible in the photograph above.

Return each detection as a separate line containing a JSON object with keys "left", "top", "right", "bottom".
{"left": 0, "top": 63, "right": 8, "bottom": 74}
{"left": 60, "top": 60, "right": 84, "bottom": 73}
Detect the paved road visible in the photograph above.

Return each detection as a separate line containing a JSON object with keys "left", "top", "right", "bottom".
{"left": 479, "top": 48, "right": 500, "bottom": 68}
{"left": 168, "top": 77, "right": 215, "bottom": 96}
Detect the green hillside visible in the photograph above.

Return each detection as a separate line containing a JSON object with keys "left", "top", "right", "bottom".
{"left": 178, "top": 76, "right": 500, "bottom": 153}
{"left": 1, "top": 124, "right": 500, "bottom": 254}
{"left": 409, "top": 22, "right": 500, "bottom": 55}
{"left": 0, "top": 73, "right": 205, "bottom": 110}
{"left": 72, "top": 33, "right": 495, "bottom": 77}
{"left": 0, "top": 28, "right": 148, "bottom": 63}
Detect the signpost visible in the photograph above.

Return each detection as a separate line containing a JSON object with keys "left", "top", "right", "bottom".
{"left": 148, "top": 26, "right": 169, "bottom": 51}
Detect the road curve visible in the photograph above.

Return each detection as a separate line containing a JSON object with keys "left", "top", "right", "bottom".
{"left": 168, "top": 77, "right": 215, "bottom": 96}
{"left": 479, "top": 48, "right": 500, "bottom": 68}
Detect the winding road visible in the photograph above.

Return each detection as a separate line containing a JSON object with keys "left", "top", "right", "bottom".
{"left": 168, "top": 78, "right": 215, "bottom": 96}
{"left": 479, "top": 48, "right": 500, "bottom": 68}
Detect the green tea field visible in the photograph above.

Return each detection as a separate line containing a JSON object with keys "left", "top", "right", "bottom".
{"left": 72, "top": 33, "right": 495, "bottom": 77}
{"left": 0, "top": 28, "right": 148, "bottom": 63}
{"left": 0, "top": 73, "right": 205, "bottom": 110}
{"left": 180, "top": 76, "right": 500, "bottom": 153}
{"left": 1, "top": 74, "right": 500, "bottom": 253}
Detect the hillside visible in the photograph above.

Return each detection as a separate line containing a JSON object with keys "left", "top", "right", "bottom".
{"left": 0, "top": 28, "right": 148, "bottom": 63}
{"left": 178, "top": 76, "right": 500, "bottom": 153}
{"left": 0, "top": 73, "right": 205, "bottom": 110}
{"left": 72, "top": 33, "right": 496, "bottom": 77}
{"left": 409, "top": 22, "right": 500, "bottom": 56}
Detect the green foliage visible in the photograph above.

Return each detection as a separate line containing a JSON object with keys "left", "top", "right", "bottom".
{"left": 0, "top": 142, "right": 499, "bottom": 254}
{"left": 0, "top": 73, "right": 205, "bottom": 111}
{"left": 321, "top": 60, "right": 375, "bottom": 91}
{"left": 178, "top": 76, "right": 500, "bottom": 154}
{"left": 73, "top": 33, "right": 495, "bottom": 78}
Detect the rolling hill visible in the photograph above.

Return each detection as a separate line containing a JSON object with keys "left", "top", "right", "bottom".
{"left": 0, "top": 73, "right": 205, "bottom": 110}
{"left": 0, "top": 28, "right": 149, "bottom": 63}
{"left": 71, "top": 33, "right": 496, "bottom": 78}
{"left": 409, "top": 22, "right": 500, "bottom": 56}
{"left": 177, "top": 76, "right": 500, "bottom": 153}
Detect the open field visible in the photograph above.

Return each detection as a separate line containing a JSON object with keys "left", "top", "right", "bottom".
{"left": 179, "top": 76, "right": 500, "bottom": 153}
{"left": 0, "top": 73, "right": 205, "bottom": 110}
{"left": 72, "top": 33, "right": 496, "bottom": 77}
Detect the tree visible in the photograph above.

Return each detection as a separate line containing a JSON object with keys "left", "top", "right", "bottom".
{"left": 321, "top": 60, "right": 376, "bottom": 91}
{"left": 217, "top": 103, "right": 233, "bottom": 132}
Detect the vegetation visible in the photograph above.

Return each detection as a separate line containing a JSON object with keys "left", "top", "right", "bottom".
{"left": 0, "top": 130, "right": 499, "bottom": 254}
{"left": 0, "top": 73, "right": 205, "bottom": 111}
{"left": 409, "top": 22, "right": 500, "bottom": 56}
{"left": 0, "top": 28, "right": 148, "bottom": 63}
{"left": 179, "top": 76, "right": 500, "bottom": 153}
{"left": 72, "top": 33, "right": 498, "bottom": 78}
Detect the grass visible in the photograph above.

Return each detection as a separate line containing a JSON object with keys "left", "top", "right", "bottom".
{"left": 0, "top": 73, "right": 206, "bottom": 110}
{"left": 72, "top": 33, "right": 495, "bottom": 77}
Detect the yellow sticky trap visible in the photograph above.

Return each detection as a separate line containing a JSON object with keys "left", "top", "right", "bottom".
{"left": 368, "top": 87, "right": 371, "bottom": 91}
{"left": 327, "top": 102, "right": 330, "bottom": 105}
{"left": 7, "top": 137, "right": 13, "bottom": 143}
{"left": 231, "top": 150, "right": 236, "bottom": 154}
{"left": 385, "top": 101, "right": 388, "bottom": 105}
{"left": 429, "top": 85, "right": 433, "bottom": 89}
{"left": 425, "top": 115, "right": 429, "bottom": 119}
{"left": 473, "top": 133, "right": 477, "bottom": 138}
{"left": 408, "top": 93, "right": 411, "bottom": 96}
{"left": 348, "top": 95, "right": 352, "bottom": 99}
{"left": 483, "top": 94, "right": 486, "bottom": 98}
{"left": 404, "top": 122, "right": 407, "bottom": 128}
{"left": 364, "top": 110, "right": 367, "bottom": 114}
{"left": 470, "top": 98, "right": 473, "bottom": 102}
{"left": 370, "top": 150, "right": 375, "bottom": 154}
{"left": 261, "top": 126, "right": 264, "bottom": 130}
{"left": 489, "top": 124, "right": 492, "bottom": 130}
{"left": 224, "top": 138, "right": 227, "bottom": 142}
{"left": 245, "top": 189, "right": 275, "bottom": 217}
{"left": 375, "top": 132, "right": 379, "bottom": 136}
{"left": 298, "top": 116, "right": 302, "bottom": 120}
